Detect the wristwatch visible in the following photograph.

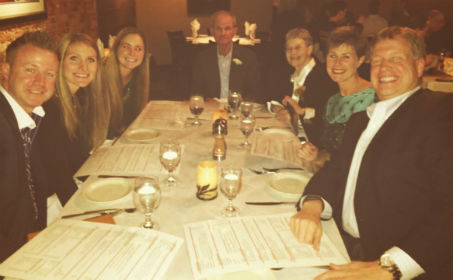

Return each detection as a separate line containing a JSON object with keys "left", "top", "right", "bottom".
{"left": 379, "top": 253, "right": 402, "bottom": 280}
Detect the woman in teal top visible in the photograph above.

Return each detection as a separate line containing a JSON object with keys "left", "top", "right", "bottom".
{"left": 298, "top": 26, "right": 375, "bottom": 172}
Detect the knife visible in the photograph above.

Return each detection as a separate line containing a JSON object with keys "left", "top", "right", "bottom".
{"left": 245, "top": 202, "right": 297, "bottom": 205}
{"left": 62, "top": 208, "right": 123, "bottom": 219}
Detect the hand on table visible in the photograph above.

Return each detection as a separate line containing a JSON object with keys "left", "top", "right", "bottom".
{"left": 297, "top": 141, "right": 319, "bottom": 162}
{"left": 290, "top": 200, "right": 323, "bottom": 251}
{"left": 314, "top": 261, "right": 393, "bottom": 280}
{"left": 282, "top": 96, "right": 306, "bottom": 115}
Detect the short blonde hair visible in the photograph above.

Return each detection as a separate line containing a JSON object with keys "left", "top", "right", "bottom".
{"left": 285, "top": 28, "right": 313, "bottom": 47}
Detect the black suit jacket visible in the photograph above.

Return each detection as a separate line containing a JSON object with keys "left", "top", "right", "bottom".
{"left": 0, "top": 92, "right": 76, "bottom": 262}
{"left": 304, "top": 89, "right": 452, "bottom": 279}
{"left": 0, "top": 93, "right": 49, "bottom": 262}
{"left": 190, "top": 44, "right": 261, "bottom": 101}
{"left": 297, "top": 62, "right": 337, "bottom": 145}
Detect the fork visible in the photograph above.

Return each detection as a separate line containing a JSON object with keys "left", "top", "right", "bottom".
{"left": 262, "top": 167, "right": 303, "bottom": 172}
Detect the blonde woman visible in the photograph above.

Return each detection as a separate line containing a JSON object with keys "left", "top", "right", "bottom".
{"left": 104, "top": 27, "right": 150, "bottom": 137}
{"left": 43, "top": 33, "right": 109, "bottom": 174}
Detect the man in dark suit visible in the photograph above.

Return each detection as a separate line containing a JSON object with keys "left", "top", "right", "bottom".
{"left": 190, "top": 10, "right": 261, "bottom": 101}
{"left": 290, "top": 26, "right": 452, "bottom": 279}
{"left": 0, "top": 32, "right": 74, "bottom": 262}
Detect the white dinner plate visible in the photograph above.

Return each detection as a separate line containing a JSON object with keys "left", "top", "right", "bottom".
{"left": 83, "top": 178, "right": 132, "bottom": 203}
{"left": 207, "top": 269, "right": 276, "bottom": 280}
{"left": 261, "top": 128, "right": 294, "bottom": 137}
{"left": 267, "top": 171, "right": 311, "bottom": 199}
{"left": 124, "top": 128, "right": 159, "bottom": 143}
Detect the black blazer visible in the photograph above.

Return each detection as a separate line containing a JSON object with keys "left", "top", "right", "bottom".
{"left": 297, "top": 62, "right": 337, "bottom": 146}
{"left": 304, "top": 89, "right": 452, "bottom": 279}
{"left": 0, "top": 92, "right": 77, "bottom": 262}
{"left": 190, "top": 44, "right": 261, "bottom": 101}
{"left": 0, "top": 93, "right": 49, "bottom": 262}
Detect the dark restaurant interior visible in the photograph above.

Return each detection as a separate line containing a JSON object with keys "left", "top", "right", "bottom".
{"left": 1, "top": 0, "right": 451, "bottom": 101}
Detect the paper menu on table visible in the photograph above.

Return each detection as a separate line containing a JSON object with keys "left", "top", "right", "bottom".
{"left": 74, "top": 144, "right": 183, "bottom": 179}
{"left": 0, "top": 219, "right": 183, "bottom": 280}
{"left": 184, "top": 213, "right": 347, "bottom": 280}
{"left": 249, "top": 131, "right": 304, "bottom": 167}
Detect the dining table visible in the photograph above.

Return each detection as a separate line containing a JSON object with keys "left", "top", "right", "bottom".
{"left": 3, "top": 100, "right": 350, "bottom": 280}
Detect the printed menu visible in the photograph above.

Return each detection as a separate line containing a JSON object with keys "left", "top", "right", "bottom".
{"left": 184, "top": 213, "right": 347, "bottom": 280}
{"left": 0, "top": 219, "right": 183, "bottom": 280}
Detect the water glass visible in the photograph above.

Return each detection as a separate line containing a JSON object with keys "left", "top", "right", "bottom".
{"left": 239, "top": 116, "right": 256, "bottom": 149}
{"left": 240, "top": 101, "right": 254, "bottom": 118}
{"left": 133, "top": 177, "right": 161, "bottom": 229}
{"left": 189, "top": 95, "right": 204, "bottom": 126}
{"left": 159, "top": 140, "right": 181, "bottom": 187}
{"left": 219, "top": 167, "right": 242, "bottom": 217}
{"left": 228, "top": 91, "right": 242, "bottom": 119}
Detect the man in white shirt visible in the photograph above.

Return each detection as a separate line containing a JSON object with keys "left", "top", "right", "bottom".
{"left": 290, "top": 26, "right": 452, "bottom": 280}
{"left": 191, "top": 10, "right": 261, "bottom": 101}
{"left": 0, "top": 32, "right": 60, "bottom": 262}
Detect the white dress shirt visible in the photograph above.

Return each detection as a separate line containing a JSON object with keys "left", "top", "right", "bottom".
{"left": 0, "top": 85, "right": 45, "bottom": 129}
{"left": 341, "top": 86, "right": 424, "bottom": 279}
{"left": 217, "top": 47, "right": 232, "bottom": 100}
{"left": 290, "top": 58, "right": 316, "bottom": 120}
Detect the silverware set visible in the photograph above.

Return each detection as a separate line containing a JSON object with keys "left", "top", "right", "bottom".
{"left": 62, "top": 208, "right": 136, "bottom": 219}
{"left": 248, "top": 167, "right": 303, "bottom": 174}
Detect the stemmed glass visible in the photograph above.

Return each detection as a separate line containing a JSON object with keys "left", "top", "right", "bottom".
{"left": 133, "top": 177, "right": 161, "bottom": 229}
{"left": 228, "top": 91, "right": 242, "bottom": 119}
{"left": 159, "top": 140, "right": 181, "bottom": 187}
{"left": 239, "top": 116, "right": 256, "bottom": 149}
{"left": 240, "top": 101, "right": 254, "bottom": 118}
{"left": 189, "top": 95, "right": 204, "bottom": 126}
{"left": 219, "top": 167, "right": 242, "bottom": 217}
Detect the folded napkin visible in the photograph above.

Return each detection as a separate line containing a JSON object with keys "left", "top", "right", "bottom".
{"left": 108, "top": 34, "right": 116, "bottom": 49}
{"left": 96, "top": 38, "right": 105, "bottom": 58}
{"left": 190, "top": 18, "right": 200, "bottom": 38}
{"left": 245, "top": 21, "right": 257, "bottom": 39}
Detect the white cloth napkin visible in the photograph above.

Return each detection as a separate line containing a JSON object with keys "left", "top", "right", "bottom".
{"left": 96, "top": 38, "right": 105, "bottom": 58}
{"left": 108, "top": 34, "right": 116, "bottom": 49}
{"left": 190, "top": 18, "right": 200, "bottom": 38}
{"left": 245, "top": 21, "right": 257, "bottom": 39}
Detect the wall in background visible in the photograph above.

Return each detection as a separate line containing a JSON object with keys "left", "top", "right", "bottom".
{"left": 0, "top": 0, "right": 98, "bottom": 62}
{"left": 136, "top": 0, "right": 274, "bottom": 65}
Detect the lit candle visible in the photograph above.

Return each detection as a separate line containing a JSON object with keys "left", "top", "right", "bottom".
{"left": 196, "top": 161, "right": 218, "bottom": 200}
{"left": 138, "top": 183, "right": 156, "bottom": 194}
{"left": 163, "top": 151, "right": 178, "bottom": 160}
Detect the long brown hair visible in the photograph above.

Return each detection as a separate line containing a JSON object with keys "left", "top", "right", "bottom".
{"left": 104, "top": 27, "right": 150, "bottom": 134}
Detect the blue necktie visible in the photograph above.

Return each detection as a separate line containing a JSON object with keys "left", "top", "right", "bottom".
{"left": 20, "top": 113, "right": 42, "bottom": 220}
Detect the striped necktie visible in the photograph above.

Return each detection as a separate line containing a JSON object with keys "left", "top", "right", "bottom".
{"left": 20, "top": 113, "right": 42, "bottom": 220}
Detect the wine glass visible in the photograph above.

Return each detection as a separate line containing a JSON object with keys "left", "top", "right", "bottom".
{"left": 240, "top": 101, "right": 254, "bottom": 118}
{"left": 133, "top": 177, "right": 161, "bottom": 229}
{"left": 228, "top": 91, "right": 242, "bottom": 119}
{"left": 219, "top": 167, "right": 242, "bottom": 217}
{"left": 189, "top": 95, "right": 204, "bottom": 126}
{"left": 159, "top": 140, "right": 181, "bottom": 187}
{"left": 239, "top": 116, "right": 256, "bottom": 149}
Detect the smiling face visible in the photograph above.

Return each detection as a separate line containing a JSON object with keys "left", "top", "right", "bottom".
{"left": 285, "top": 38, "right": 313, "bottom": 71}
{"left": 116, "top": 33, "right": 145, "bottom": 73}
{"left": 5, "top": 44, "right": 58, "bottom": 114}
{"left": 62, "top": 41, "right": 98, "bottom": 94}
{"left": 370, "top": 38, "right": 424, "bottom": 101}
{"left": 326, "top": 43, "right": 363, "bottom": 84}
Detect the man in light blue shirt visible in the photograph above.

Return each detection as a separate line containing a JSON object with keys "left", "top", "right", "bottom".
{"left": 191, "top": 11, "right": 261, "bottom": 101}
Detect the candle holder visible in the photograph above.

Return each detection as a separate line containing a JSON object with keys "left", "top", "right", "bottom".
{"left": 196, "top": 161, "right": 218, "bottom": 200}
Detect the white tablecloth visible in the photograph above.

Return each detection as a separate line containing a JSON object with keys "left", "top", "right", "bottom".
{"left": 58, "top": 100, "right": 348, "bottom": 280}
